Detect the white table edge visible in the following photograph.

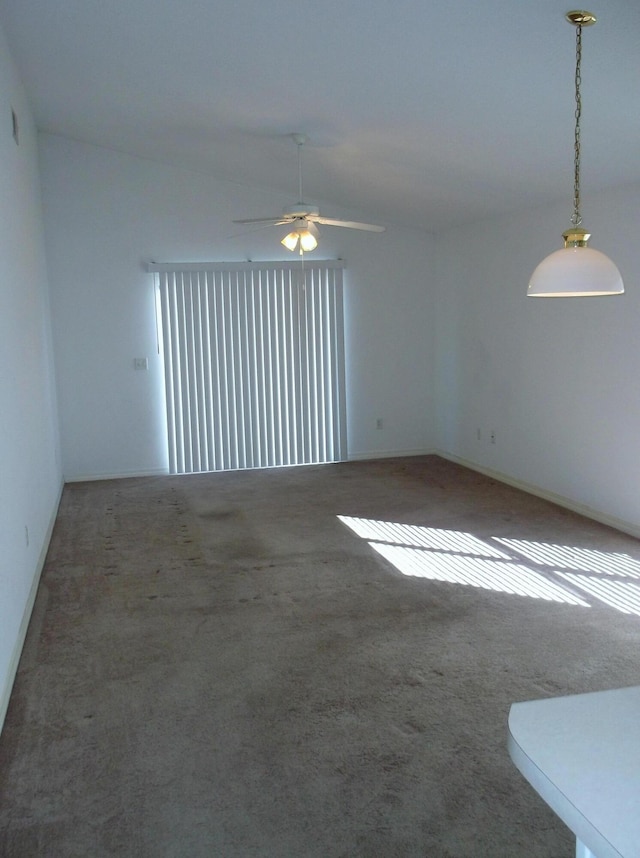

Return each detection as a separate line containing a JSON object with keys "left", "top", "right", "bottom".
{"left": 508, "top": 709, "right": 624, "bottom": 858}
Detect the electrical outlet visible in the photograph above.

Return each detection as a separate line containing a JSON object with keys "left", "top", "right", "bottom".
{"left": 490, "top": 430, "right": 496, "bottom": 444}
{"left": 133, "top": 357, "right": 149, "bottom": 370}
{"left": 375, "top": 418, "right": 383, "bottom": 430}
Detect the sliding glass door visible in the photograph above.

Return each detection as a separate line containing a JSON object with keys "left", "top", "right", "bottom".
{"left": 152, "top": 261, "right": 347, "bottom": 474}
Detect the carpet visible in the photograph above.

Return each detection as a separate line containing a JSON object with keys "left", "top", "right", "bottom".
{"left": 1, "top": 455, "right": 639, "bottom": 856}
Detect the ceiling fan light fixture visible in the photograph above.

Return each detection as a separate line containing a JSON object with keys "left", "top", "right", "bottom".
{"left": 527, "top": 11, "right": 623, "bottom": 297}
{"left": 299, "top": 229, "right": 318, "bottom": 252}
{"left": 281, "top": 219, "right": 318, "bottom": 253}
{"left": 281, "top": 231, "right": 300, "bottom": 252}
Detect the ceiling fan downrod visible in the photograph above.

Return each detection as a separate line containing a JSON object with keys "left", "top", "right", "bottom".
{"left": 292, "top": 132, "right": 306, "bottom": 204}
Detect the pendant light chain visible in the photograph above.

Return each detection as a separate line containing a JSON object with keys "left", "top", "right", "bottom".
{"left": 571, "top": 22, "right": 583, "bottom": 227}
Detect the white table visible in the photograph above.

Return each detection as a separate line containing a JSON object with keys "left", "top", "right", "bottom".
{"left": 508, "top": 685, "right": 640, "bottom": 858}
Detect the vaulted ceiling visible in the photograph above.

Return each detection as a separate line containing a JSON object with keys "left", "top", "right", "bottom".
{"left": 1, "top": 0, "right": 639, "bottom": 232}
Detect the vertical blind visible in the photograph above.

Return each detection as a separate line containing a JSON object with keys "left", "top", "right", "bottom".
{"left": 149, "top": 261, "right": 347, "bottom": 474}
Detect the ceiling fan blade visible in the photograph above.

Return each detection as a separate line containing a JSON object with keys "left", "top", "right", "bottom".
{"left": 227, "top": 221, "right": 290, "bottom": 239}
{"left": 232, "top": 216, "right": 292, "bottom": 225}
{"left": 313, "top": 216, "right": 385, "bottom": 232}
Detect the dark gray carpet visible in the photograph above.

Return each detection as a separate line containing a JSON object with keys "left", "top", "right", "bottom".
{"left": 1, "top": 455, "right": 639, "bottom": 857}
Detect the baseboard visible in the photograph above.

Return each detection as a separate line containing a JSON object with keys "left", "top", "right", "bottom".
{"left": 65, "top": 467, "right": 169, "bottom": 483}
{"left": 348, "top": 447, "right": 437, "bottom": 462}
{"left": 436, "top": 450, "right": 640, "bottom": 540}
{"left": 0, "top": 479, "right": 64, "bottom": 734}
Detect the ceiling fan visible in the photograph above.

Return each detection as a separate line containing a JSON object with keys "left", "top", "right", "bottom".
{"left": 232, "top": 133, "right": 385, "bottom": 253}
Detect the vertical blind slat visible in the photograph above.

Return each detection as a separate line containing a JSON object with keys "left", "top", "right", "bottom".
{"left": 156, "top": 262, "right": 346, "bottom": 474}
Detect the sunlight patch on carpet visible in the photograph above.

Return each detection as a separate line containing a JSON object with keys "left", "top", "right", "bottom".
{"left": 335, "top": 516, "right": 640, "bottom": 613}
{"left": 337, "top": 517, "right": 510, "bottom": 559}
{"left": 557, "top": 573, "right": 640, "bottom": 616}
{"left": 493, "top": 538, "right": 640, "bottom": 579}
{"left": 369, "top": 542, "right": 588, "bottom": 604}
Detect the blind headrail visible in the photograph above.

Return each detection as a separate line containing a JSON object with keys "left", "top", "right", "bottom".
{"left": 147, "top": 260, "right": 345, "bottom": 274}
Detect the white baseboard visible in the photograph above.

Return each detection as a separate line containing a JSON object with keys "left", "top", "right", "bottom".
{"left": 436, "top": 450, "right": 640, "bottom": 540}
{"left": 348, "top": 447, "right": 436, "bottom": 462}
{"left": 64, "top": 467, "right": 169, "bottom": 483}
{"left": 0, "top": 479, "right": 64, "bottom": 734}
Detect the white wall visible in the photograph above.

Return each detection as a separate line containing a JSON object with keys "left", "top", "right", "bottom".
{"left": 0, "top": 28, "right": 61, "bottom": 727}
{"left": 39, "top": 134, "right": 436, "bottom": 480}
{"left": 434, "top": 183, "right": 640, "bottom": 534}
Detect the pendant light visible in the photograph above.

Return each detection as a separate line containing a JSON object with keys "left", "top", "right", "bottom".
{"left": 528, "top": 11, "right": 623, "bottom": 297}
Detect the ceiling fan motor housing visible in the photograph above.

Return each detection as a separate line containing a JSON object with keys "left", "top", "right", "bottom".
{"left": 284, "top": 204, "right": 320, "bottom": 219}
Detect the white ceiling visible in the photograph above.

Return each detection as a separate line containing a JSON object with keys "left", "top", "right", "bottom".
{"left": 1, "top": 0, "right": 639, "bottom": 232}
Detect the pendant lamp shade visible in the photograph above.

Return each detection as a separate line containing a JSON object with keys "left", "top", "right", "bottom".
{"left": 527, "top": 11, "right": 624, "bottom": 298}
{"left": 528, "top": 244, "right": 624, "bottom": 298}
